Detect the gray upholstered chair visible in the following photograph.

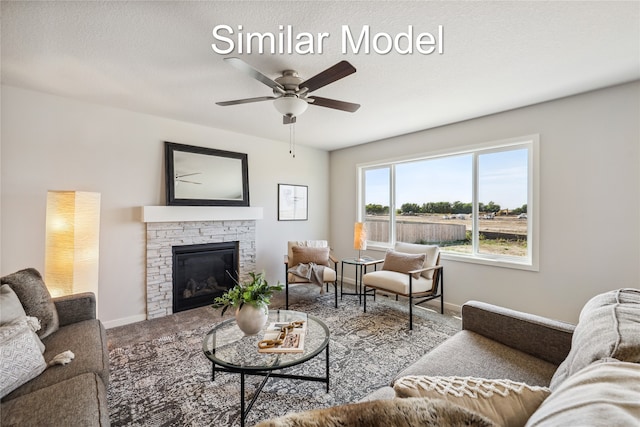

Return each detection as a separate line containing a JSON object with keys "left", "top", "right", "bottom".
{"left": 363, "top": 242, "right": 443, "bottom": 330}
{"left": 283, "top": 240, "right": 338, "bottom": 309}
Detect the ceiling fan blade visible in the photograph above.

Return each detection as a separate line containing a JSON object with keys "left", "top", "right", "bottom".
{"left": 300, "top": 61, "right": 356, "bottom": 93}
{"left": 307, "top": 96, "right": 360, "bottom": 112}
{"left": 224, "top": 57, "right": 284, "bottom": 91}
{"left": 216, "top": 96, "right": 276, "bottom": 106}
{"left": 283, "top": 115, "right": 297, "bottom": 125}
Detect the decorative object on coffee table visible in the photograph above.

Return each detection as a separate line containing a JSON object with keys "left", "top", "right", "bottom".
{"left": 258, "top": 319, "right": 307, "bottom": 353}
{"left": 236, "top": 303, "right": 269, "bottom": 336}
{"left": 213, "top": 272, "right": 283, "bottom": 335}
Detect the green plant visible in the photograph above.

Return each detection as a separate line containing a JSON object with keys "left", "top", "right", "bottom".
{"left": 212, "top": 272, "right": 283, "bottom": 316}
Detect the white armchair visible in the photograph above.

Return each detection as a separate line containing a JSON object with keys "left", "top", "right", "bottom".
{"left": 284, "top": 240, "right": 338, "bottom": 309}
{"left": 363, "top": 242, "right": 443, "bottom": 330}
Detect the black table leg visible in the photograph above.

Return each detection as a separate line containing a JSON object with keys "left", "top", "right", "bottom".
{"left": 325, "top": 342, "right": 330, "bottom": 392}
{"left": 357, "top": 264, "right": 367, "bottom": 305}
{"left": 356, "top": 264, "right": 361, "bottom": 305}
{"left": 240, "top": 373, "right": 245, "bottom": 427}
{"left": 237, "top": 370, "right": 273, "bottom": 426}
{"left": 340, "top": 261, "right": 345, "bottom": 300}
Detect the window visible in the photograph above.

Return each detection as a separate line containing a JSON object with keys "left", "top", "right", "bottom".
{"left": 363, "top": 167, "right": 391, "bottom": 245}
{"left": 358, "top": 135, "right": 538, "bottom": 270}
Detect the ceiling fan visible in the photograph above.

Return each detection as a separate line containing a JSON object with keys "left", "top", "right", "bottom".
{"left": 216, "top": 57, "right": 360, "bottom": 124}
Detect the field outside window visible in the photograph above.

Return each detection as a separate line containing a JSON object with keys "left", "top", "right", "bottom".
{"left": 359, "top": 136, "right": 536, "bottom": 268}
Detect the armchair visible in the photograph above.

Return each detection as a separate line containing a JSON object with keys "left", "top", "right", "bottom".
{"left": 284, "top": 240, "right": 339, "bottom": 309}
{"left": 363, "top": 242, "right": 443, "bottom": 330}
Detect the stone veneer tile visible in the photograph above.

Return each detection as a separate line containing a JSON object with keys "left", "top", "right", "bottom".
{"left": 145, "top": 220, "right": 256, "bottom": 319}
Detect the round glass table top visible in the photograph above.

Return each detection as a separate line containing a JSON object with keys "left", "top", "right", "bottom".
{"left": 202, "top": 310, "right": 329, "bottom": 372}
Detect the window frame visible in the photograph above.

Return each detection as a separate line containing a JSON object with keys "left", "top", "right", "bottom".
{"left": 356, "top": 134, "right": 539, "bottom": 271}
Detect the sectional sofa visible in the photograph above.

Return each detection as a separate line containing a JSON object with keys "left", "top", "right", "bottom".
{"left": 1, "top": 269, "right": 110, "bottom": 426}
{"left": 258, "top": 288, "right": 640, "bottom": 426}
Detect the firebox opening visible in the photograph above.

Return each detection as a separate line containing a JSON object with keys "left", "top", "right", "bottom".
{"left": 172, "top": 242, "right": 239, "bottom": 313}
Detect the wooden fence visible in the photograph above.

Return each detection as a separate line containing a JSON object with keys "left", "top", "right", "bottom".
{"left": 365, "top": 218, "right": 466, "bottom": 243}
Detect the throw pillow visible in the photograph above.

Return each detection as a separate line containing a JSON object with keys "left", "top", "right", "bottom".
{"left": 254, "top": 396, "right": 497, "bottom": 427}
{"left": 549, "top": 288, "right": 640, "bottom": 390}
{"left": 0, "top": 284, "right": 28, "bottom": 324}
{"left": 394, "top": 243, "right": 439, "bottom": 280}
{"left": 382, "top": 250, "right": 426, "bottom": 279}
{"left": 394, "top": 375, "right": 550, "bottom": 427}
{"left": 526, "top": 360, "right": 640, "bottom": 426}
{"left": 1, "top": 268, "right": 59, "bottom": 339}
{"left": 0, "top": 285, "right": 45, "bottom": 353}
{"left": 290, "top": 246, "right": 331, "bottom": 267}
{"left": 0, "top": 318, "right": 47, "bottom": 398}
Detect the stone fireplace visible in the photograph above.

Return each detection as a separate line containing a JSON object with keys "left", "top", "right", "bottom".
{"left": 142, "top": 206, "right": 263, "bottom": 319}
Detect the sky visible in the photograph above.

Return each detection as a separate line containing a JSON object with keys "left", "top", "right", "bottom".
{"left": 365, "top": 148, "right": 528, "bottom": 210}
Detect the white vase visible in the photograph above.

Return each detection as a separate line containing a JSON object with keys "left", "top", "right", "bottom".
{"left": 235, "top": 303, "right": 268, "bottom": 336}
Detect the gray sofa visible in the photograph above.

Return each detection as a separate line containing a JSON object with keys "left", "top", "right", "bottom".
{"left": 259, "top": 288, "right": 640, "bottom": 426}
{"left": 363, "top": 300, "right": 575, "bottom": 401}
{"left": 1, "top": 292, "right": 110, "bottom": 426}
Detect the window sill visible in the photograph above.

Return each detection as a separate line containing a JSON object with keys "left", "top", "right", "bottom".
{"left": 440, "top": 252, "right": 538, "bottom": 272}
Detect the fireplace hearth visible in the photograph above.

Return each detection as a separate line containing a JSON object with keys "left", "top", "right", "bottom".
{"left": 172, "top": 242, "right": 239, "bottom": 313}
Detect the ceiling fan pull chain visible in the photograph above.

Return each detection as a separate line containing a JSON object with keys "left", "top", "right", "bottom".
{"left": 289, "top": 122, "right": 296, "bottom": 158}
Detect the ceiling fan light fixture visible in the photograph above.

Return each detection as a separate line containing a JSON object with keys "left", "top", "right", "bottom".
{"left": 273, "top": 95, "right": 308, "bottom": 118}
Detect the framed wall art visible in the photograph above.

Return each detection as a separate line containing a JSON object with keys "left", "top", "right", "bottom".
{"left": 165, "top": 141, "right": 249, "bottom": 206}
{"left": 278, "top": 184, "right": 308, "bottom": 221}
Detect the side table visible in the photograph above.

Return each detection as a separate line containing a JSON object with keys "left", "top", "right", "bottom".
{"left": 340, "top": 257, "right": 384, "bottom": 304}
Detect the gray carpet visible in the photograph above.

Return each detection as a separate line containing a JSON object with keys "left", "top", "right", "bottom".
{"left": 106, "top": 286, "right": 461, "bottom": 426}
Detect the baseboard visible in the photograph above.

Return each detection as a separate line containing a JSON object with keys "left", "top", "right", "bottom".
{"left": 103, "top": 314, "right": 147, "bottom": 329}
{"left": 416, "top": 300, "right": 462, "bottom": 317}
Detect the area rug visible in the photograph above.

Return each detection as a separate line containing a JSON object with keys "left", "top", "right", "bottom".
{"left": 107, "top": 289, "right": 461, "bottom": 426}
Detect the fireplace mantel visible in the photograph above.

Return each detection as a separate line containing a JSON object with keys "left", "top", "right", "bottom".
{"left": 141, "top": 206, "right": 263, "bottom": 223}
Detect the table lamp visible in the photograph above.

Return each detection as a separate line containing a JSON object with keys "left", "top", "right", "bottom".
{"left": 353, "top": 222, "right": 367, "bottom": 261}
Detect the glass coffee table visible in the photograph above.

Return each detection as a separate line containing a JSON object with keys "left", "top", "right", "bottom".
{"left": 202, "top": 310, "right": 330, "bottom": 427}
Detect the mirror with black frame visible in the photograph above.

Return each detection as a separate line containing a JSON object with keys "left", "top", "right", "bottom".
{"left": 165, "top": 142, "right": 249, "bottom": 206}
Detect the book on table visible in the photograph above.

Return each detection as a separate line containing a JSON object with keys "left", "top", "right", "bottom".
{"left": 258, "top": 312, "right": 307, "bottom": 353}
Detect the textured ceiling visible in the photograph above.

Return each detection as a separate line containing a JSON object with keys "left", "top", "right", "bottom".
{"left": 2, "top": 1, "right": 639, "bottom": 151}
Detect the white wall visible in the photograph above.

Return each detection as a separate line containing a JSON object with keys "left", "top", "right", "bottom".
{"left": 1, "top": 85, "right": 330, "bottom": 327}
{"left": 330, "top": 81, "right": 640, "bottom": 324}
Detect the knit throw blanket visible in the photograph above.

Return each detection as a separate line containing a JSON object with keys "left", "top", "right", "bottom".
{"left": 288, "top": 263, "right": 326, "bottom": 292}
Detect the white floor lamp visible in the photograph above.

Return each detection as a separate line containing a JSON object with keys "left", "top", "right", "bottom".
{"left": 45, "top": 191, "right": 101, "bottom": 310}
